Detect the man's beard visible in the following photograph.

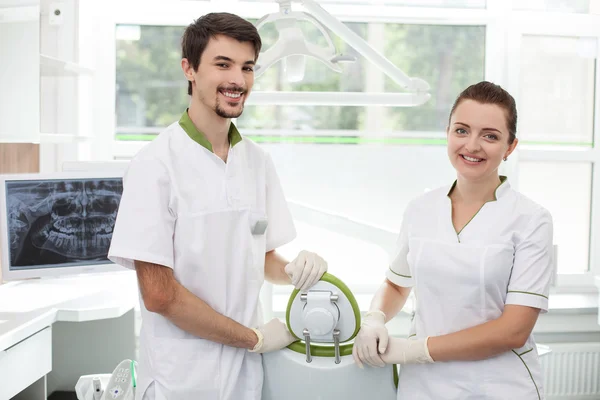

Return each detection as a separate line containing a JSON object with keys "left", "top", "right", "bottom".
{"left": 215, "top": 98, "right": 244, "bottom": 118}
{"left": 214, "top": 85, "right": 246, "bottom": 118}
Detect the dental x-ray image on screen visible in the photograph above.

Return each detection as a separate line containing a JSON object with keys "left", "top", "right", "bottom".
{"left": 5, "top": 177, "right": 122, "bottom": 270}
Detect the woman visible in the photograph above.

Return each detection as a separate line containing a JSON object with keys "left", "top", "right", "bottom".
{"left": 352, "top": 81, "right": 553, "bottom": 399}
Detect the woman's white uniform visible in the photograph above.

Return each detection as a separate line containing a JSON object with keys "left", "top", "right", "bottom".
{"left": 108, "top": 111, "right": 296, "bottom": 400}
{"left": 386, "top": 177, "right": 553, "bottom": 400}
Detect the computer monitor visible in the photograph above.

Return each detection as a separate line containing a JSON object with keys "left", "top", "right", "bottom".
{"left": 0, "top": 172, "right": 125, "bottom": 281}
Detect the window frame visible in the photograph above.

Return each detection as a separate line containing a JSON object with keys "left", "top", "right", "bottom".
{"left": 505, "top": 11, "right": 600, "bottom": 290}
{"left": 100, "top": 0, "right": 600, "bottom": 291}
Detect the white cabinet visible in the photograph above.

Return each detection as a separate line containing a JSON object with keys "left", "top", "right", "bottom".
{"left": 0, "top": 327, "right": 52, "bottom": 400}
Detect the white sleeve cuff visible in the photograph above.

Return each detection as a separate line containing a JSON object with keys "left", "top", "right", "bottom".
{"left": 386, "top": 267, "right": 414, "bottom": 287}
{"left": 505, "top": 291, "right": 549, "bottom": 313}
{"left": 108, "top": 248, "right": 174, "bottom": 271}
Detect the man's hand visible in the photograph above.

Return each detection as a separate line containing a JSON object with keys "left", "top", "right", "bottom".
{"left": 380, "top": 337, "right": 434, "bottom": 365}
{"left": 284, "top": 250, "right": 328, "bottom": 291}
{"left": 352, "top": 310, "right": 388, "bottom": 368}
{"left": 249, "top": 318, "right": 298, "bottom": 354}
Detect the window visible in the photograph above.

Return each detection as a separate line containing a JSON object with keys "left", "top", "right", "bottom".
{"left": 517, "top": 161, "right": 592, "bottom": 274}
{"left": 238, "top": 21, "right": 368, "bottom": 131}
{"left": 267, "top": 143, "right": 458, "bottom": 310}
{"left": 115, "top": 23, "right": 485, "bottom": 137}
{"left": 383, "top": 24, "right": 485, "bottom": 132}
{"left": 510, "top": 23, "right": 599, "bottom": 281}
{"left": 116, "top": 25, "right": 187, "bottom": 140}
{"left": 518, "top": 35, "right": 596, "bottom": 147}
{"left": 513, "top": 0, "right": 598, "bottom": 14}
{"left": 114, "top": 19, "right": 485, "bottom": 303}
{"left": 108, "top": 3, "right": 600, "bottom": 294}
{"left": 245, "top": 0, "right": 487, "bottom": 7}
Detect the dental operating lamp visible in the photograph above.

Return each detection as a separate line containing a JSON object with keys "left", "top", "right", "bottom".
{"left": 250, "top": 0, "right": 431, "bottom": 107}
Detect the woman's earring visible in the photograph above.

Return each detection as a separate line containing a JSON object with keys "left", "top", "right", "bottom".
{"left": 503, "top": 157, "right": 508, "bottom": 162}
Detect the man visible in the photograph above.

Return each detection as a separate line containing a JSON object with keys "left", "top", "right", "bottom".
{"left": 108, "top": 12, "right": 328, "bottom": 400}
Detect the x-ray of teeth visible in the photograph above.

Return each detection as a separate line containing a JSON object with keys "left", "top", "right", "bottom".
{"left": 5, "top": 178, "right": 123, "bottom": 270}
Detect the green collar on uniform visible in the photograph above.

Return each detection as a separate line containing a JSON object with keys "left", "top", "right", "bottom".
{"left": 447, "top": 175, "right": 508, "bottom": 201}
{"left": 178, "top": 109, "right": 242, "bottom": 152}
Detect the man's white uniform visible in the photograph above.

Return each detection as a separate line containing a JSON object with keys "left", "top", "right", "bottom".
{"left": 108, "top": 110, "right": 297, "bottom": 400}
{"left": 387, "top": 177, "right": 553, "bottom": 400}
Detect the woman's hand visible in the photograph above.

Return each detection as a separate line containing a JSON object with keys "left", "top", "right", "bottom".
{"left": 352, "top": 310, "right": 389, "bottom": 368}
{"left": 380, "top": 336, "right": 434, "bottom": 365}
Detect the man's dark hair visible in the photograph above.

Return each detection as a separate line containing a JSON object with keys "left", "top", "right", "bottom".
{"left": 182, "top": 13, "right": 262, "bottom": 95}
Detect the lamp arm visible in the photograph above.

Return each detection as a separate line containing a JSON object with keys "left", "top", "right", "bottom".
{"left": 300, "top": 0, "right": 430, "bottom": 92}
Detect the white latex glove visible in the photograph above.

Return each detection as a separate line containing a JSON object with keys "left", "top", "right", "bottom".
{"left": 249, "top": 318, "right": 297, "bottom": 354}
{"left": 351, "top": 310, "right": 388, "bottom": 368}
{"left": 380, "top": 336, "right": 434, "bottom": 365}
{"left": 284, "top": 250, "right": 328, "bottom": 291}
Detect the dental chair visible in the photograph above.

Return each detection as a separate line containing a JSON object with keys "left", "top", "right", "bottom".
{"left": 262, "top": 273, "right": 397, "bottom": 399}
{"left": 75, "top": 274, "right": 397, "bottom": 400}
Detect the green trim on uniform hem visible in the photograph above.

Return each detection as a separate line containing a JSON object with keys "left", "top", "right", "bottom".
{"left": 507, "top": 290, "right": 548, "bottom": 299}
{"left": 178, "top": 108, "right": 242, "bottom": 152}
{"left": 512, "top": 350, "right": 541, "bottom": 400}
{"left": 393, "top": 364, "right": 399, "bottom": 389}
{"left": 408, "top": 334, "right": 416, "bottom": 338}
{"left": 388, "top": 267, "right": 411, "bottom": 279}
